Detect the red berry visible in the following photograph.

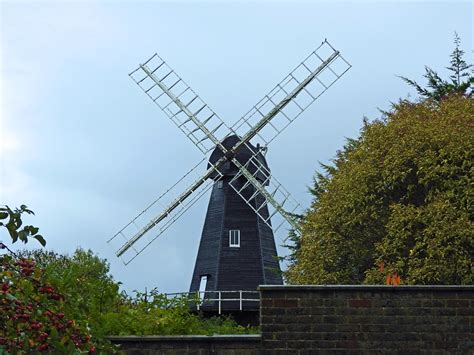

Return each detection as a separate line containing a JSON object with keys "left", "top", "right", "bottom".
{"left": 49, "top": 293, "right": 61, "bottom": 300}
{"left": 31, "top": 322, "right": 42, "bottom": 330}
{"left": 38, "top": 343, "right": 49, "bottom": 351}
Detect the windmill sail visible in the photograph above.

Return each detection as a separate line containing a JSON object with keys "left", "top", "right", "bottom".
{"left": 112, "top": 39, "right": 351, "bottom": 264}
{"left": 232, "top": 40, "right": 351, "bottom": 146}
{"left": 228, "top": 152, "right": 302, "bottom": 235}
{"left": 225, "top": 40, "right": 351, "bottom": 234}
{"left": 129, "top": 54, "right": 232, "bottom": 154}
{"left": 108, "top": 157, "right": 221, "bottom": 264}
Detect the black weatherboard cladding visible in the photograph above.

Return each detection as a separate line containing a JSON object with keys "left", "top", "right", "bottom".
{"left": 190, "top": 135, "right": 283, "bottom": 294}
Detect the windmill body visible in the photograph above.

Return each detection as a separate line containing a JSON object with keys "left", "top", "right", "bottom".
{"left": 190, "top": 135, "right": 283, "bottom": 296}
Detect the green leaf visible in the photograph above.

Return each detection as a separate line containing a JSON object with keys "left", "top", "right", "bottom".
{"left": 0, "top": 212, "right": 8, "bottom": 220}
{"left": 14, "top": 214, "right": 23, "bottom": 229}
{"left": 50, "top": 327, "right": 59, "bottom": 339}
{"left": 34, "top": 234, "right": 46, "bottom": 247}
{"left": 18, "top": 230, "right": 28, "bottom": 243}
{"left": 6, "top": 293, "right": 17, "bottom": 301}
{"left": 9, "top": 229, "right": 18, "bottom": 243}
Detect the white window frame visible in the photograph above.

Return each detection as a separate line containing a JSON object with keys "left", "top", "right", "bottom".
{"left": 198, "top": 275, "right": 207, "bottom": 300}
{"left": 217, "top": 180, "right": 223, "bottom": 189}
{"left": 229, "top": 229, "right": 240, "bottom": 248}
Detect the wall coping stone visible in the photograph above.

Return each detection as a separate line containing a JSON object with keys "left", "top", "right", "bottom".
{"left": 258, "top": 285, "right": 474, "bottom": 291}
{"left": 107, "top": 335, "right": 261, "bottom": 342}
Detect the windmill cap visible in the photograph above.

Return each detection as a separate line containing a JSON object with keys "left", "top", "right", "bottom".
{"left": 208, "top": 134, "right": 270, "bottom": 185}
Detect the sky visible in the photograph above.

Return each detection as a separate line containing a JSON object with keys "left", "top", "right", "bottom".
{"left": 1, "top": 1, "right": 472, "bottom": 293}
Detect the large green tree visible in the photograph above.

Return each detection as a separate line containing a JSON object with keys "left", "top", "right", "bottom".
{"left": 400, "top": 32, "right": 473, "bottom": 101}
{"left": 285, "top": 95, "right": 473, "bottom": 285}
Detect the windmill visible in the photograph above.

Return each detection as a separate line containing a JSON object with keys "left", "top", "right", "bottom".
{"left": 108, "top": 40, "right": 350, "bottom": 302}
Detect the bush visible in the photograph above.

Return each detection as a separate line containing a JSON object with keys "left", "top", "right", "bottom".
{"left": 0, "top": 247, "right": 97, "bottom": 353}
{"left": 1, "top": 206, "right": 254, "bottom": 354}
{"left": 100, "top": 288, "right": 255, "bottom": 336}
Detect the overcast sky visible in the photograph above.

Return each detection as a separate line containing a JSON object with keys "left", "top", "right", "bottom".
{"left": 1, "top": 1, "right": 472, "bottom": 293}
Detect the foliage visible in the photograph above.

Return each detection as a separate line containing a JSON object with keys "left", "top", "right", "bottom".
{"left": 0, "top": 246, "right": 97, "bottom": 353}
{"left": 1, "top": 206, "right": 255, "bottom": 353}
{"left": 399, "top": 33, "right": 473, "bottom": 101}
{"left": 15, "top": 248, "right": 122, "bottom": 351}
{"left": 285, "top": 96, "right": 473, "bottom": 285}
{"left": 100, "top": 288, "right": 256, "bottom": 336}
{"left": 23, "top": 248, "right": 256, "bottom": 336}
{"left": 0, "top": 205, "right": 45, "bottom": 247}
{"left": 18, "top": 249, "right": 255, "bottom": 338}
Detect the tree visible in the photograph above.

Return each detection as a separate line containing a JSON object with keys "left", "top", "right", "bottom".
{"left": 399, "top": 33, "right": 473, "bottom": 101}
{"left": 16, "top": 248, "right": 123, "bottom": 345}
{"left": 285, "top": 96, "right": 473, "bottom": 285}
{"left": 17, "top": 248, "right": 256, "bottom": 338}
{"left": 1, "top": 206, "right": 98, "bottom": 353}
{"left": 1, "top": 205, "right": 255, "bottom": 352}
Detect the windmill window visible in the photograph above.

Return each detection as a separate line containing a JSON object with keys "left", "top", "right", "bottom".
{"left": 217, "top": 180, "right": 223, "bottom": 189}
{"left": 198, "top": 275, "right": 207, "bottom": 299}
{"left": 229, "top": 230, "right": 240, "bottom": 248}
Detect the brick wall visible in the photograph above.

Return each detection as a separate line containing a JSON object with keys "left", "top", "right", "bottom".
{"left": 109, "top": 286, "right": 473, "bottom": 354}
{"left": 108, "top": 334, "right": 261, "bottom": 354}
{"left": 259, "top": 285, "right": 473, "bottom": 353}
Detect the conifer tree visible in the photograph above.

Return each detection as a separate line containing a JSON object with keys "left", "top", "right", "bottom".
{"left": 399, "top": 33, "right": 473, "bottom": 101}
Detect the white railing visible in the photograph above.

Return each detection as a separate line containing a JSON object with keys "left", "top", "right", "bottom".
{"left": 165, "top": 290, "right": 260, "bottom": 314}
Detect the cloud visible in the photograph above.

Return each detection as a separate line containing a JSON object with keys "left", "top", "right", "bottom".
{"left": 0, "top": 1, "right": 128, "bottom": 199}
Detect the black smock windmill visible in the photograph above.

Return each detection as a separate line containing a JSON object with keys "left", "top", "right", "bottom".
{"left": 108, "top": 40, "right": 351, "bottom": 303}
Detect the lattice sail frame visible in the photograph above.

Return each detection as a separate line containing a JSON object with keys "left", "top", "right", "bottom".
{"left": 129, "top": 54, "right": 231, "bottom": 154}
{"left": 107, "top": 158, "right": 223, "bottom": 265}
{"left": 232, "top": 41, "right": 351, "bottom": 145}
{"left": 109, "top": 39, "right": 351, "bottom": 264}
{"left": 228, "top": 152, "right": 301, "bottom": 235}
{"left": 228, "top": 40, "right": 350, "bottom": 234}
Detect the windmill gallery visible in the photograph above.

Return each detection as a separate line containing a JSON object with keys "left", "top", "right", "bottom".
{"left": 108, "top": 40, "right": 351, "bottom": 314}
